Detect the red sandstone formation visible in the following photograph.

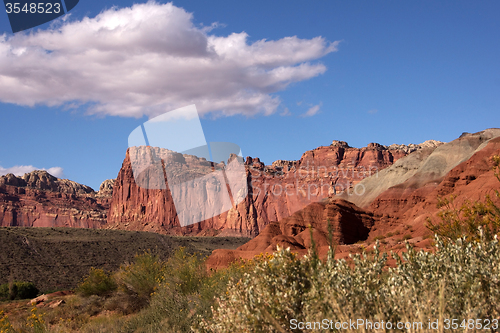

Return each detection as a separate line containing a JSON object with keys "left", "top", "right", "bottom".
{"left": 0, "top": 171, "right": 112, "bottom": 228}
{"left": 206, "top": 130, "right": 500, "bottom": 269}
{"left": 368, "top": 135, "right": 500, "bottom": 240}
{"left": 107, "top": 141, "right": 412, "bottom": 236}
{"left": 206, "top": 198, "right": 377, "bottom": 270}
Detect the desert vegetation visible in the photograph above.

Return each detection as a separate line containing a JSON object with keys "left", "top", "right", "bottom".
{"left": 0, "top": 227, "right": 250, "bottom": 292}
{"left": 0, "top": 248, "right": 254, "bottom": 332}
{"left": 2, "top": 234, "right": 500, "bottom": 332}
{"left": 0, "top": 282, "right": 38, "bottom": 302}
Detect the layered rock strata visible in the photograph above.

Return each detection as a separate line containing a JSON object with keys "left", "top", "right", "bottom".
{"left": 107, "top": 142, "right": 414, "bottom": 236}
{"left": 207, "top": 129, "right": 500, "bottom": 269}
{"left": 0, "top": 171, "right": 112, "bottom": 228}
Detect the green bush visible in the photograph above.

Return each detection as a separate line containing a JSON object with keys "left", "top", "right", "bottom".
{"left": 113, "top": 251, "right": 166, "bottom": 312}
{"left": 120, "top": 247, "right": 253, "bottom": 332}
{"left": 0, "top": 283, "right": 7, "bottom": 300}
{"left": 0, "top": 281, "right": 39, "bottom": 301}
{"left": 77, "top": 268, "right": 117, "bottom": 297}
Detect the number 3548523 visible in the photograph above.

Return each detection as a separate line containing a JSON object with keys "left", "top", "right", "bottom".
{"left": 5, "top": 3, "right": 61, "bottom": 14}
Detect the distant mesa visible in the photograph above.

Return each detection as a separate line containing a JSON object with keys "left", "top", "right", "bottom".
{"left": 0, "top": 170, "right": 112, "bottom": 228}
{"left": 0, "top": 170, "right": 94, "bottom": 195}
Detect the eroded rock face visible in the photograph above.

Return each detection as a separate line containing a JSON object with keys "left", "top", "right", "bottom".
{"left": 0, "top": 171, "right": 110, "bottom": 228}
{"left": 369, "top": 134, "right": 500, "bottom": 234}
{"left": 341, "top": 130, "right": 500, "bottom": 209}
{"left": 206, "top": 198, "right": 377, "bottom": 270}
{"left": 206, "top": 129, "right": 500, "bottom": 270}
{"left": 98, "top": 179, "right": 115, "bottom": 196}
{"left": 107, "top": 142, "right": 409, "bottom": 236}
{"left": 386, "top": 140, "right": 443, "bottom": 154}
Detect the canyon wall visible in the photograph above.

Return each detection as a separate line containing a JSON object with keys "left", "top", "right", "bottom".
{"left": 0, "top": 171, "right": 112, "bottom": 228}
{"left": 207, "top": 129, "right": 500, "bottom": 269}
{"left": 107, "top": 141, "right": 421, "bottom": 237}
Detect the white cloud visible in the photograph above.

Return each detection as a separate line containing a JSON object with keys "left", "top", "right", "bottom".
{"left": 280, "top": 107, "right": 291, "bottom": 116}
{"left": 0, "top": 2, "right": 339, "bottom": 118}
{"left": 0, "top": 165, "right": 64, "bottom": 178}
{"left": 301, "top": 103, "right": 321, "bottom": 117}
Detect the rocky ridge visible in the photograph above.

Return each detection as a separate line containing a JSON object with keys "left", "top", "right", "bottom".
{"left": 207, "top": 129, "right": 500, "bottom": 269}
{"left": 331, "top": 139, "right": 443, "bottom": 153}
{"left": 0, "top": 171, "right": 113, "bottom": 228}
{"left": 98, "top": 179, "right": 115, "bottom": 196}
{"left": 0, "top": 170, "right": 95, "bottom": 195}
{"left": 106, "top": 141, "right": 411, "bottom": 237}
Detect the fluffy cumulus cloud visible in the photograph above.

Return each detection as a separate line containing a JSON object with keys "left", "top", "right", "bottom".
{"left": 0, "top": 165, "right": 64, "bottom": 177}
{"left": 0, "top": 2, "right": 338, "bottom": 118}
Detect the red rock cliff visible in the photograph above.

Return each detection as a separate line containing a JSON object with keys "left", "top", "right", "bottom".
{"left": 0, "top": 171, "right": 112, "bottom": 228}
{"left": 206, "top": 131, "right": 500, "bottom": 270}
{"left": 107, "top": 141, "right": 411, "bottom": 237}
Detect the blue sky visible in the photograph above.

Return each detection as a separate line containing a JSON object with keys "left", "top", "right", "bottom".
{"left": 0, "top": 0, "right": 499, "bottom": 190}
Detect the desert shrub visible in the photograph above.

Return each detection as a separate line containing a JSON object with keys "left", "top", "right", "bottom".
{"left": 427, "top": 155, "right": 500, "bottom": 243}
{"left": 0, "top": 281, "right": 38, "bottom": 301}
{"left": 163, "top": 247, "right": 206, "bottom": 295}
{"left": 0, "top": 284, "right": 7, "bottom": 301}
{"left": 121, "top": 248, "right": 256, "bottom": 333}
{"left": 390, "top": 234, "right": 500, "bottom": 320}
{"left": 77, "top": 268, "right": 117, "bottom": 297}
{"left": 427, "top": 194, "right": 500, "bottom": 243}
{"left": 197, "top": 248, "right": 313, "bottom": 333}
{"left": 118, "top": 248, "right": 201, "bottom": 332}
{"left": 199, "top": 235, "right": 500, "bottom": 333}
{"left": 113, "top": 251, "right": 166, "bottom": 312}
